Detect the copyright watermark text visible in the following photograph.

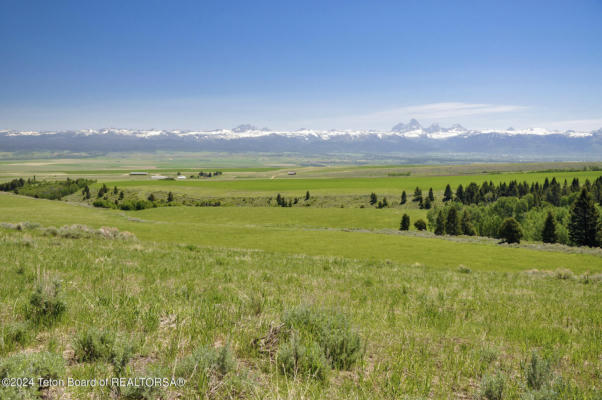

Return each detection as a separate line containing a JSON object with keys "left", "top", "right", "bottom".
{"left": 2, "top": 376, "right": 185, "bottom": 388}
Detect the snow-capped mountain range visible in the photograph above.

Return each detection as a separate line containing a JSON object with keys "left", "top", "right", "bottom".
{"left": 1, "top": 120, "right": 601, "bottom": 159}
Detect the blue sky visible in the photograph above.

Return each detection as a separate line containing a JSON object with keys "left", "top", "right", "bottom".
{"left": 1, "top": 0, "right": 601, "bottom": 131}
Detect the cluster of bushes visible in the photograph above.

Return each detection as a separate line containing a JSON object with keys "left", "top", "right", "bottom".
{"left": 1, "top": 177, "right": 95, "bottom": 200}
{"left": 273, "top": 307, "right": 364, "bottom": 381}
{"left": 479, "top": 352, "right": 573, "bottom": 400}
{"left": 1, "top": 222, "right": 136, "bottom": 241}
{"left": 196, "top": 200, "right": 222, "bottom": 207}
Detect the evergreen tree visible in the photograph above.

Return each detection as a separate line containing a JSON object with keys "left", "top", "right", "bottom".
{"left": 542, "top": 211, "right": 557, "bottom": 244}
{"left": 412, "top": 187, "right": 422, "bottom": 202}
{"left": 568, "top": 188, "right": 602, "bottom": 247}
{"left": 382, "top": 197, "right": 388, "bottom": 208}
{"left": 571, "top": 178, "right": 580, "bottom": 193}
{"left": 147, "top": 193, "right": 156, "bottom": 202}
{"left": 428, "top": 188, "right": 434, "bottom": 202}
{"left": 434, "top": 211, "right": 445, "bottom": 235}
{"left": 369, "top": 192, "right": 378, "bottom": 205}
{"left": 461, "top": 210, "right": 476, "bottom": 236}
{"left": 167, "top": 192, "right": 174, "bottom": 202}
{"left": 119, "top": 191, "right": 124, "bottom": 200}
{"left": 443, "top": 184, "right": 453, "bottom": 202}
{"left": 499, "top": 217, "right": 523, "bottom": 244}
{"left": 465, "top": 182, "right": 480, "bottom": 204}
{"left": 305, "top": 191, "right": 310, "bottom": 201}
{"left": 113, "top": 186, "right": 118, "bottom": 195}
{"left": 422, "top": 197, "right": 432, "bottom": 209}
{"left": 546, "top": 182, "right": 561, "bottom": 206}
{"left": 456, "top": 184, "right": 464, "bottom": 203}
{"left": 400, "top": 191, "right": 407, "bottom": 205}
{"left": 445, "top": 207, "right": 460, "bottom": 235}
{"left": 400, "top": 214, "right": 410, "bottom": 231}
{"left": 414, "top": 219, "right": 427, "bottom": 231}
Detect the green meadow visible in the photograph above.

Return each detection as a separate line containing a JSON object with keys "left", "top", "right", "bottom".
{"left": 0, "top": 159, "right": 601, "bottom": 399}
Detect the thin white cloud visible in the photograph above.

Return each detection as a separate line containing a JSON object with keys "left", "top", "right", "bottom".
{"left": 542, "top": 118, "right": 602, "bottom": 131}
{"left": 299, "top": 102, "right": 527, "bottom": 130}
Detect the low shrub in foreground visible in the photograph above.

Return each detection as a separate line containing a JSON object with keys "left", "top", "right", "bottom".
{"left": 0, "top": 351, "right": 65, "bottom": 400}
{"left": 25, "top": 280, "right": 66, "bottom": 325}
{"left": 277, "top": 335, "right": 329, "bottom": 381}
{"left": 479, "top": 373, "right": 505, "bottom": 400}
{"left": 281, "top": 306, "right": 364, "bottom": 372}
{"left": 176, "top": 344, "right": 235, "bottom": 380}
{"left": 73, "top": 329, "right": 135, "bottom": 376}
{"left": 0, "top": 322, "right": 32, "bottom": 354}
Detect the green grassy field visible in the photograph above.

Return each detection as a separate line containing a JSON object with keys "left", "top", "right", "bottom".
{"left": 0, "top": 227, "right": 599, "bottom": 399}
{"left": 0, "top": 159, "right": 601, "bottom": 399}
{"left": 94, "top": 171, "right": 602, "bottom": 199}
{"left": 1, "top": 194, "right": 601, "bottom": 273}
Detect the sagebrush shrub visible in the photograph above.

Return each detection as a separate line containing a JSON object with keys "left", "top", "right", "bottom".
{"left": 176, "top": 344, "right": 234, "bottom": 379}
{"left": 277, "top": 335, "right": 329, "bottom": 381}
{"left": 73, "top": 329, "right": 134, "bottom": 375}
{"left": 524, "top": 352, "right": 551, "bottom": 391}
{"left": 282, "top": 306, "right": 363, "bottom": 371}
{"left": 458, "top": 265, "right": 472, "bottom": 274}
{"left": 26, "top": 280, "right": 66, "bottom": 324}
{"left": 479, "top": 373, "right": 505, "bottom": 400}
{"left": 74, "top": 329, "right": 115, "bottom": 362}
{"left": 1, "top": 322, "right": 31, "bottom": 352}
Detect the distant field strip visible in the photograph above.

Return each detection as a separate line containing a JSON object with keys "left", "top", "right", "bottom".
{"left": 101, "top": 171, "right": 602, "bottom": 197}
{"left": 1, "top": 194, "right": 600, "bottom": 272}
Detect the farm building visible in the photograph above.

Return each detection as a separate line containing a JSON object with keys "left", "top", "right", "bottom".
{"left": 129, "top": 172, "right": 148, "bottom": 176}
{"left": 176, "top": 175, "right": 186, "bottom": 180}
{"left": 288, "top": 171, "right": 296, "bottom": 175}
{"left": 151, "top": 175, "right": 168, "bottom": 180}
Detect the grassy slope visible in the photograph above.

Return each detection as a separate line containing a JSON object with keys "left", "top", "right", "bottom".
{"left": 0, "top": 229, "right": 599, "bottom": 399}
{"left": 1, "top": 194, "right": 601, "bottom": 273}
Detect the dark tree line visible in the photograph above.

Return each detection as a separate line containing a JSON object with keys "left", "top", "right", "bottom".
{"left": 443, "top": 177, "right": 602, "bottom": 207}
{"left": 197, "top": 171, "right": 223, "bottom": 178}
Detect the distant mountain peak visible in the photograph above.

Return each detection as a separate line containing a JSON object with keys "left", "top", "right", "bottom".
{"left": 391, "top": 119, "right": 422, "bottom": 132}
{"left": 232, "top": 124, "right": 259, "bottom": 133}
{"left": 449, "top": 123, "right": 466, "bottom": 131}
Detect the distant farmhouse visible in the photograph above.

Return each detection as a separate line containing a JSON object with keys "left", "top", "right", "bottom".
{"left": 288, "top": 171, "right": 296, "bottom": 175}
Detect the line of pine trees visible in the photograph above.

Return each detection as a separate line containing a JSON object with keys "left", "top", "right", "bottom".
{"left": 442, "top": 177, "right": 602, "bottom": 207}
{"left": 428, "top": 186, "right": 601, "bottom": 247}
